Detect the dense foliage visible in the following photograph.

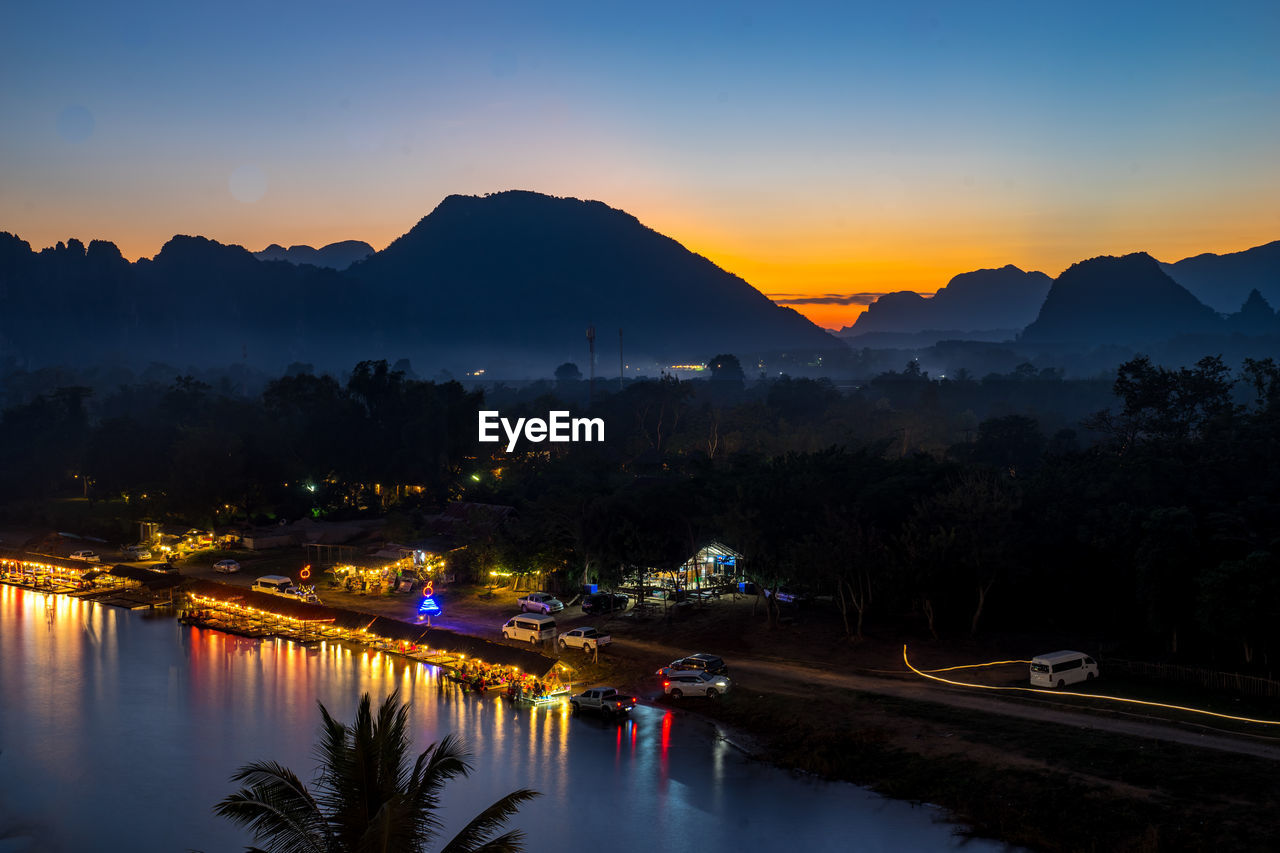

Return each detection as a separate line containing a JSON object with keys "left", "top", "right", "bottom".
{"left": 3, "top": 354, "right": 1279, "bottom": 669}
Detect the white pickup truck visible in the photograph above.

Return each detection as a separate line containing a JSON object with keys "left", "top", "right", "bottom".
{"left": 558, "top": 627, "right": 611, "bottom": 652}
{"left": 569, "top": 687, "right": 636, "bottom": 716}
{"left": 517, "top": 592, "right": 564, "bottom": 614}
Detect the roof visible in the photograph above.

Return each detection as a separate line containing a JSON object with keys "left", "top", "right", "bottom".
{"left": 107, "top": 564, "right": 183, "bottom": 590}
{"left": 1032, "top": 650, "right": 1089, "bottom": 662}
{"left": 0, "top": 548, "right": 95, "bottom": 571}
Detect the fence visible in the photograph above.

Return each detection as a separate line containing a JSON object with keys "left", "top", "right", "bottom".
{"left": 1107, "top": 658, "right": 1280, "bottom": 698}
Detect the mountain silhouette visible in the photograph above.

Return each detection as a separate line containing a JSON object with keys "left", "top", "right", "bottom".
{"left": 255, "top": 240, "right": 374, "bottom": 270}
{"left": 347, "top": 191, "right": 839, "bottom": 364}
{"left": 1161, "top": 240, "right": 1280, "bottom": 313}
{"left": 1227, "top": 289, "right": 1278, "bottom": 335}
{"left": 1022, "top": 253, "right": 1222, "bottom": 344}
{"left": 840, "top": 265, "right": 1051, "bottom": 339}
{"left": 0, "top": 192, "right": 839, "bottom": 373}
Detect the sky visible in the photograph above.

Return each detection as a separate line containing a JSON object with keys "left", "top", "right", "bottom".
{"left": 2, "top": 1, "right": 1278, "bottom": 329}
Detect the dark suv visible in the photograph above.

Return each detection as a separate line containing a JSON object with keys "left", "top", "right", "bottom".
{"left": 657, "top": 652, "right": 728, "bottom": 677}
{"left": 581, "top": 592, "right": 629, "bottom": 615}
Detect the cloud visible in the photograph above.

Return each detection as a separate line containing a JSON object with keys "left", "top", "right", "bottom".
{"left": 769, "top": 292, "right": 889, "bottom": 306}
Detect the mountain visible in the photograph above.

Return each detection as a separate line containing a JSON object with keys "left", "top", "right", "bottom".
{"left": 1226, "top": 289, "right": 1278, "bottom": 335}
{"left": 0, "top": 192, "right": 840, "bottom": 373}
{"left": 1021, "top": 253, "right": 1223, "bottom": 344}
{"left": 1161, "top": 241, "right": 1280, "bottom": 313}
{"left": 347, "top": 191, "right": 840, "bottom": 365}
{"left": 839, "top": 265, "right": 1052, "bottom": 340}
{"left": 254, "top": 240, "right": 374, "bottom": 270}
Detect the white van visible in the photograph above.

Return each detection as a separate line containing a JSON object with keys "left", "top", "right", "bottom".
{"left": 1030, "top": 650, "right": 1099, "bottom": 688}
{"left": 252, "top": 575, "right": 296, "bottom": 596}
{"left": 502, "top": 614, "right": 557, "bottom": 644}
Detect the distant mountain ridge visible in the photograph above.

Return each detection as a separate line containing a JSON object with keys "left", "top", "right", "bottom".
{"left": 1161, "top": 240, "right": 1280, "bottom": 313}
{"left": 839, "top": 265, "right": 1052, "bottom": 339}
{"left": 1022, "top": 253, "right": 1223, "bottom": 344}
{"left": 0, "top": 192, "right": 840, "bottom": 372}
{"left": 255, "top": 240, "right": 374, "bottom": 270}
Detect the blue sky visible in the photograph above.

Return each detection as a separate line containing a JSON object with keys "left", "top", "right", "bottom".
{"left": 3, "top": 1, "right": 1277, "bottom": 327}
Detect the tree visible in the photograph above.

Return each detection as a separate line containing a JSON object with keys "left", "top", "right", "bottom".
{"left": 707, "top": 353, "right": 744, "bottom": 387}
{"left": 1086, "top": 355, "right": 1238, "bottom": 450}
{"left": 1197, "top": 551, "right": 1280, "bottom": 665}
{"left": 902, "top": 472, "right": 1020, "bottom": 636}
{"left": 809, "top": 512, "right": 881, "bottom": 640}
{"left": 215, "top": 691, "right": 538, "bottom": 853}
{"left": 553, "top": 362, "right": 582, "bottom": 383}
{"left": 966, "top": 415, "right": 1045, "bottom": 477}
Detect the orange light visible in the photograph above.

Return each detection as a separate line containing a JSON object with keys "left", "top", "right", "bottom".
{"left": 902, "top": 646, "right": 1280, "bottom": 727}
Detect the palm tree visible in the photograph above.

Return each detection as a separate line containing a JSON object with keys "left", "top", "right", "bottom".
{"left": 214, "top": 691, "right": 538, "bottom": 853}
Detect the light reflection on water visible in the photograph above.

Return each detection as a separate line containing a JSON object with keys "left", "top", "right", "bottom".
{"left": 0, "top": 586, "right": 1000, "bottom": 852}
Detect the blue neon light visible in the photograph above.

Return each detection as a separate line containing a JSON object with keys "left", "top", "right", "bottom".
{"left": 418, "top": 596, "right": 441, "bottom": 616}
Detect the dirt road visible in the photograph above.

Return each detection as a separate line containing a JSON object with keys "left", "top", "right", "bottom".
{"left": 605, "top": 636, "right": 1280, "bottom": 761}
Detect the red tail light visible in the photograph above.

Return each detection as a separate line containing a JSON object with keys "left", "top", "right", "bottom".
{"left": 662, "top": 681, "right": 669, "bottom": 687}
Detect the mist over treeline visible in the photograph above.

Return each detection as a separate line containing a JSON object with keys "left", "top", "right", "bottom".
{"left": 5, "top": 352, "right": 1280, "bottom": 671}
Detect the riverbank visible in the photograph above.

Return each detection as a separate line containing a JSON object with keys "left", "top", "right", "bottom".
{"left": 7, "top": 583, "right": 990, "bottom": 853}
{"left": 516, "top": 596, "right": 1280, "bottom": 852}
{"left": 9, "top": 566, "right": 1277, "bottom": 851}
{"left": 585, "top": 642, "right": 1279, "bottom": 851}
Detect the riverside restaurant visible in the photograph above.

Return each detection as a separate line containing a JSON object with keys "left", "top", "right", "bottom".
{"left": 180, "top": 579, "right": 565, "bottom": 691}
{"left": 0, "top": 548, "right": 183, "bottom": 607}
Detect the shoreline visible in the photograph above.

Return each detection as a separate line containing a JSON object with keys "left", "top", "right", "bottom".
{"left": 8, "top": 575, "right": 1280, "bottom": 850}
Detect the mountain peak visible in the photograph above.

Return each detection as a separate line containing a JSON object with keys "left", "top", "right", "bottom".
{"left": 253, "top": 240, "right": 374, "bottom": 270}
{"left": 1161, "top": 239, "right": 1280, "bottom": 312}
{"left": 355, "top": 190, "right": 838, "bottom": 361}
{"left": 1022, "top": 252, "right": 1221, "bottom": 344}
{"left": 843, "top": 265, "right": 1051, "bottom": 339}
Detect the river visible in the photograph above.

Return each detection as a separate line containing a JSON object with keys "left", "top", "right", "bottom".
{"left": 0, "top": 586, "right": 1000, "bottom": 852}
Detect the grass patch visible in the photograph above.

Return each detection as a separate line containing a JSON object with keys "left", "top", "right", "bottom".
{"left": 680, "top": 686, "right": 1280, "bottom": 852}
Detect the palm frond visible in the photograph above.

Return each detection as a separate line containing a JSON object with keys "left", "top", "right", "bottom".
{"left": 313, "top": 698, "right": 362, "bottom": 839}
{"left": 444, "top": 828, "right": 531, "bottom": 853}
{"left": 216, "top": 694, "right": 535, "bottom": 853}
{"left": 372, "top": 691, "right": 413, "bottom": 793}
{"left": 437, "top": 789, "right": 541, "bottom": 853}
{"left": 213, "top": 760, "right": 330, "bottom": 853}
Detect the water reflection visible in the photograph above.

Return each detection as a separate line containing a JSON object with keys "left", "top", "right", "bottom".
{"left": 0, "top": 586, "right": 998, "bottom": 852}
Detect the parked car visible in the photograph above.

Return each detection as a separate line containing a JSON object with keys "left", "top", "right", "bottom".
{"left": 68, "top": 550, "right": 100, "bottom": 562}
{"left": 570, "top": 687, "right": 636, "bottom": 716}
{"left": 502, "top": 614, "right": 558, "bottom": 644}
{"left": 1030, "top": 650, "right": 1099, "bottom": 688}
{"left": 213, "top": 559, "right": 240, "bottom": 574}
{"left": 663, "top": 671, "right": 732, "bottom": 699}
{"left": 655, "top": 653, "right": 729, "bottom": 677}
{"left": 517, "top": 592, "right": 564, "bottom": 614}
{"left": 122, "top": 545, "right": 152, "bottom": 561}
{"left": 252, "top": 575, "right": 295, "bottom": 596}
{"left": 581, "top": 592, "right": 629, "bottom": 615}
{"left": 559, "top": 627, "right": 611, "bottom": 652}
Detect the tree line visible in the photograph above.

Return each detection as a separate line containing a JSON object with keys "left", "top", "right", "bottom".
{"left": 2, "top": 354, "right": 1278, "bottom": 669}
